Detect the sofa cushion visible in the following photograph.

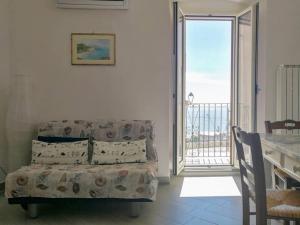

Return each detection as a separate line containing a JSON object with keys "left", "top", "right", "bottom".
{"left": 91, "top": 139, "right": 147, "bottom": 165}
{"left": 5, "top": 162, "right": 158, "bottom": 201}
{"left": 38, "top": 136, "right": 89, "bottom": 143}
{"left": 31, "top": 140, "right": 89, "bottom": 165}
{"left": 37, "top": 120, "right": 158, "bottom": 161}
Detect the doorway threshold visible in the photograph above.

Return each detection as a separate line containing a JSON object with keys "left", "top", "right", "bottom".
{"left": 180, "top": 166, "right": 240, "bottom": 177}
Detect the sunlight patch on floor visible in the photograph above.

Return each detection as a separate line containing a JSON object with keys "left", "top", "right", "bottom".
{"left": 180, "top": 176, "right": 241, "bottom": 197}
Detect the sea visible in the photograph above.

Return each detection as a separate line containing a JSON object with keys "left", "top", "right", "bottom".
{"left": 185, "top": 105, "right": 231, "bottom": 137}
{"left": 84, "top": 47, "right": 110, "bottom": 60}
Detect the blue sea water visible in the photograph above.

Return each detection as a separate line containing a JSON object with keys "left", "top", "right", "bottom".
{"left": 186, "top": 106, "right": 230, "bottom": 136}
{"left": 85, "top": 47, "right": 110, "bottom": 60}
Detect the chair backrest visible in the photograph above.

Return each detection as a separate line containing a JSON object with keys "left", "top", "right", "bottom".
{"left": 265, "top": 119, "right": 300, "bottom": 134}
{"left": 232, "top": 126, "right": 267, "bottom": 225}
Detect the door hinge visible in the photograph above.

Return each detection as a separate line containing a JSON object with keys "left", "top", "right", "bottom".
{"left": 255, "top": 84, "right": 261, "bottom": 95}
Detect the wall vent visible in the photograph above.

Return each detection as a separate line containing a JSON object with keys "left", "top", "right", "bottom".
{"left": 57, "top": 0, "right": 129, "bottom": 10}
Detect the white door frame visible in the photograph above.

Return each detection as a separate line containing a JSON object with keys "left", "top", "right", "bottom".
{"left": 232, "top": 4, "right": 259, "bottom": 167}
{"left": 235, "top": 4, "right": 258, "bottom": 132}
{"left": 173, "top": 2, "right": 186, "bottom": 175}
{"left": 173, "top": 2, "right": 259, "bottom": 173}
{"left": 174, "top": 15, "right": 236, "bottom": 173}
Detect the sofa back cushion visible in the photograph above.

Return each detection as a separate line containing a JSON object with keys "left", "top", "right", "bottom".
{"left": 31, "top": 140, "right": 89, "bottom": 165}
{"left": 37, "top": 120, "right": 157, "bottom": 161}
{"left": 91, "top": 139, "right": 147, "bottom": 165}
{"left": 37, "top": 136, "right": 89, "bottom": 143}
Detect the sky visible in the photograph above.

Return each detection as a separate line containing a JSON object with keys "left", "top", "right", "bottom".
{"left": 186, "top": 20, "right": 232, "bottom": 103}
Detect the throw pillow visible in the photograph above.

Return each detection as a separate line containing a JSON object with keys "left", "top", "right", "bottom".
{"left": 91, "top": 139, "right": 147, "bottom": 165}
{"left": 31, "top": 140, "right": 89, "bottom": 165}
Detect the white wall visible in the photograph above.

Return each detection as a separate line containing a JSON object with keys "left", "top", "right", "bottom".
{"left": 8, "top": 0, "right": 173, "bottom": 177}
{"left": 7, "top": 0, "right": 299, "bottom": 176}
{"left": 257, "top": 0, "right": 300, "bottom": 132}
{"left": 0, "top": 0, "right": 11, "bottom": 171}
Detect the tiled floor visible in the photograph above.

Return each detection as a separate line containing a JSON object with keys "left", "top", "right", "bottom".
{"left": 0, "top": 176, "right": 244, "bottom": 225}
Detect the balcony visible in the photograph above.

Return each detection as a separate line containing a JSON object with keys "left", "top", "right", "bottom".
{"left": 185, "top": 103, "right": 231, "bottom": 166}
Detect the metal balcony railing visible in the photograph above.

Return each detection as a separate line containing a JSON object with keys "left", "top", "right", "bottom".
{"left": 185, "top": 103, "right": 231, "bottom": 166}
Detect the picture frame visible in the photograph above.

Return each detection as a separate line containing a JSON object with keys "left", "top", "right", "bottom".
{"left": 71, "top": 33, "right": 116, "bottom": 65}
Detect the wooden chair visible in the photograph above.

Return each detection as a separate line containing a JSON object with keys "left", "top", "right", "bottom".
{"left": 265, "top": 120, "right": 300, "bottom": 134}
{"left": 232, "top": 126, "right": 300, "bottom": 225}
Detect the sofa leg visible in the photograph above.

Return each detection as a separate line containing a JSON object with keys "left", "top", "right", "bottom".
{"left": 129, "top": 202, "right": 142, "bottom": 218}
{"left": 20, "top": 203, "right": 28, "bottom": 211}
{"left": 27, "top": 204, "right": 38, "bottom": 218}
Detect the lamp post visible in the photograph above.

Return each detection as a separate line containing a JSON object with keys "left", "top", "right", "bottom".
{"left": 188, "top": 92, "right": 194, "bottom": 104}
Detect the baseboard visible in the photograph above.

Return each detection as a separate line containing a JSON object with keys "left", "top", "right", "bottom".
{"left": 180, "top": 166, "right": 240, "bottom": 177}
{"left": 158, "top": 176, "right": 171, "bottom": 184}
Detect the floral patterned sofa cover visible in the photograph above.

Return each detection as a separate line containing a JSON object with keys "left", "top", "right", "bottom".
{"left": 5, "top": 120, "right": 159, "bottom": 202}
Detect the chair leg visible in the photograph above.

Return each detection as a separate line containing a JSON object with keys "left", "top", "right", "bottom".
{"left": 27, "top": 204, "right": 39, "bottom": 218}
{"left": 129, "top": 202, "right": 142, "bottom": 218}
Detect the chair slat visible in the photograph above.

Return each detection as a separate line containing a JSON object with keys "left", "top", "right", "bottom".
{"left": 241, "top": 159, "right": 254, "bottom": 175}
{"left": 237, "top": 130, "right": 253, "bottom": 146}
{"left": 242, "top": 175, "right": 256, "bottom": 202}
{"left": 243, "top": 175, "right": 255, "bottom": 191}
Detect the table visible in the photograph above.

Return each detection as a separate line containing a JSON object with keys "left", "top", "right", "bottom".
{"left": 261, "top": 134, "right": 300, "bottom": 188}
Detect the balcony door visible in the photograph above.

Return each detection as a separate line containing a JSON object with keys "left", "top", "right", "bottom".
{"left": 236, "top": 5, "right": 258, "bottom": 132}
{"left": 173, "top": 2, "right": 186, "bottom": 175}
{"left": 174, "top": 15, "right": 234, "bottom": 173}
{"left": 173, "top": 3, "right": 258, "bottom": 174}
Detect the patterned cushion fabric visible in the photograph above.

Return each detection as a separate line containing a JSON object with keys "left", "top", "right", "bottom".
{"left": 31, "top": 140, "right": 89, "bottom": 165}
{"left": 92, "top": 139, "right": 147, "bottom": 165}
{"left": 267, "top": 189, "right": 300, "bottom": 218}
{"left": 5, "top": 162, "right": 158, "bottom": 201}
{"left": 37, "top": 120, "right": 158, "bottom": 161}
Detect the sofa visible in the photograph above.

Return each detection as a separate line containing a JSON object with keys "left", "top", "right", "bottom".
{"left": 5, "top": 120, "right": 159, "bottom": 218}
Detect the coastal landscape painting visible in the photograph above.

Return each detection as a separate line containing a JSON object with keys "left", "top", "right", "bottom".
{"left": 72, "top": 33, "right": 115, "bottom": 65}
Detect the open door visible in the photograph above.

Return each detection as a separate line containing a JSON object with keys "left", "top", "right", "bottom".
{"left": 233, "top": 4, "right": 258, "bottom": 166}
{"left": 236, "top": 4, "right": 258, "bottom": 132}
{"left": 173, "top": 2, "right": 186, "bottom": 175}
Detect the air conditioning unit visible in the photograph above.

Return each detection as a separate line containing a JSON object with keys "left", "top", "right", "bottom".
{"left": 57, "top": 0, "right": 129, "bottom": 10}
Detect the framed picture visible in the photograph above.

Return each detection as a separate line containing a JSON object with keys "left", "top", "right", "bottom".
{"left": 71, "top": 33, "right": 116, "bottom": 65}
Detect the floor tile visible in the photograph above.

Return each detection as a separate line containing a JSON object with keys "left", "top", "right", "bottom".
{"left": 0, "top": 176, "right": 242, "bottom": 225}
